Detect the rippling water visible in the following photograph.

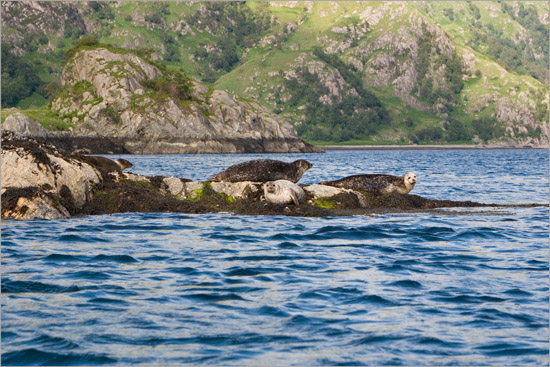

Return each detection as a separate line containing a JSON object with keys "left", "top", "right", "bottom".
{"left": 2, "top": 149, "right": 549, "bottom": 366}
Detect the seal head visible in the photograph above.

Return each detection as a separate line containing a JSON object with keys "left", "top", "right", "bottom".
{"left": 116, "top": 158, "right": 133, "bottom": 171}
{"left": 402, "top": 172, "right": 417, "bottom": 193}
{"left": 291, "top": 159, "right": 313, "bottom": 181}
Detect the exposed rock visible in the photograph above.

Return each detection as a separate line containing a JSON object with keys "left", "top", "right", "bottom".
{"left": 2, "top": 113, "right": 51, "bottom": 137}
{"left": 51, "top": 47, "right": 320, "bottom": 154}
{"left": 304, "top": 184, "right": 349, "bottom": 198}
{"left": 495, "top": 97, "right": 535, "bottom": 126}
{"left": 1, "top": 131, "right": 103, "bottom": 219}
{"left": 1, "top": 187, "right": 70, "bottom": 220}
{"left": 2, "top": 133, "right": 545, "bottom": 220}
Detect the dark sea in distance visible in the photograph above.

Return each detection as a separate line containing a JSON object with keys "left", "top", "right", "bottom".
{"left": 2, "top": 149, "right": 549, "bottom": 366}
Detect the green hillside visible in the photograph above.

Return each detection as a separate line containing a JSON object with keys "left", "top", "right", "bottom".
{"left": 1, "top": 1, "right": 548, "bottom": 146}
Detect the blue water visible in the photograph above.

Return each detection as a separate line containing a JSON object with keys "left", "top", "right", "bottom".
{"left": 2, "top": 149, "right": 549, "bottom": 366}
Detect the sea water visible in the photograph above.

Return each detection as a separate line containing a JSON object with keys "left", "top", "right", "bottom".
{"left": 2, "top": 149, "right": 549, "bottom": 366}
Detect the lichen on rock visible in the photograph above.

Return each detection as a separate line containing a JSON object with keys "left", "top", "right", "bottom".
{"left": 50, "top": 46, "right": 320, "bottom": 154}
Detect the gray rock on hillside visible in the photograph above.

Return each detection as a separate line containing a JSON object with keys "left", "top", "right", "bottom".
{"left": 2, "top": 113, "right": 51, "bottom": 138}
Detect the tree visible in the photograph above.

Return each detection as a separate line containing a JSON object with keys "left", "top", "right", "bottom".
{"left": 1, "top": 45, "right": 44, "bottom": 107}
{"left": 445, "top": 119, "right": 472, "bottom": 142}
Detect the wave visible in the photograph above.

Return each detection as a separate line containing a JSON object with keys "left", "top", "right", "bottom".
{"left": 1, "top": 348, "right": 115, "bottom": 366}
{"left": 2, "top": 280, "right": 80, "bottom": 294}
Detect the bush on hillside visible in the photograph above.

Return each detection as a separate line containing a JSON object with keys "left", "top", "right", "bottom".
{"left": 64, "top": 35, "right": 99, "bottom": 61}
{"left": 141, "top": 69, "right": 193, "bottom": 102}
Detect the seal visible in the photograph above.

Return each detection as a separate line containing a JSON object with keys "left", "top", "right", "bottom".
{"left": 208, "top": 159, "right": 312, "bottom": 183}
{"left": 319, "top": 172, "right": 417, "bottom": 194}
{"left": 73, "top": 153, "right": 133, "bottom": 174}
{"left": 263, "top": 180, "right": 305, "bottom": 206}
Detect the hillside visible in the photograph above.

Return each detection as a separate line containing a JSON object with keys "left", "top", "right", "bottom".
{"left": 1, "top": 1, "right": 548, "bottom": 146}
{"left": 4, "top": 40, "right": 317, "bottom": 153}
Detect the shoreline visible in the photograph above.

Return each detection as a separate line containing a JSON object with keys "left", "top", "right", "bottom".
{"left": 320, "top": 144, "right": 549, "bottom": 151}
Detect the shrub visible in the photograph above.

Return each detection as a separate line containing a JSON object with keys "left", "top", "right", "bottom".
{"left": 1, "top": 44, "right": 44, "bottom": 107}
{"left": 141, "top": 69, "right": 193, "bottom": 102}
{"left": 413, "top": 126, "right": 444, "bottom": 143}
{"left": 100, "top": 107, "right": 121, "bottom": 124}
{"left": 472, "top": 117, "right": 505, "bottom": 142}
{"left": 64, "top": 35, "right": 99, "bottom": 61}
{"left": 445, "top": 119, "right": 473, "bottom": 142}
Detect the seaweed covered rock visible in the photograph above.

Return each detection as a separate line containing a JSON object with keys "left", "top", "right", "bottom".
{"left": 1, "top": 187, "right": 70, "bottom": 220}
{"left": 2, "top": 132, "right": 540, "bottom": 221}
{"left": 1, "top": 131, "right": 103, "bottom": 219}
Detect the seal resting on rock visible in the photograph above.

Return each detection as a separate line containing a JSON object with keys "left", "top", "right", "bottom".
{"left": 319, "top": 172, "right": 417, "bottom": 194}
{"left": 263, "top": 180, "right": 305, "bottom": 206}
{"left": 73, "top": 153, "right": 133, "bottom": 174}
{"left": 208, "top": 159, "right": 312, "bottom": 183}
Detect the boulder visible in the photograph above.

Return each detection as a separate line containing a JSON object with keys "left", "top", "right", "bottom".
{"left": 2, "top": 113, "right": 51, "bottom": 137}
{"left": 1, "top": 187, "right": 70, "bottom": 220}
{"left": 1, "top": 131, "right": 103, "bottom": 219}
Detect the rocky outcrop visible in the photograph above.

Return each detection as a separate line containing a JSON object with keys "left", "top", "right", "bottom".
{"left": 2, "top": 113, "right": 51, "bottom": 138}
{"left": 1, "top": 131, "right": 103, "bottom": 219}
{"left": 3, "top": 132, "right": 542, "bottom": 221}
{"left": 51, "top": 47, "right": 320, "bottom": 154}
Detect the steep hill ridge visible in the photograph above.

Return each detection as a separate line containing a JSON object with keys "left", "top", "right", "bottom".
{"left": 48, "top": 45, "right": 318, "bottom": 153}
{"left": 2, "top": 1, "right": 548, "bottom": 147}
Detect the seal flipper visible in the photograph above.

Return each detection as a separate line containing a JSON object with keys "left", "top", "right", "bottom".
{"left": 290, "top": 191, "right": 300, "bottom": 206}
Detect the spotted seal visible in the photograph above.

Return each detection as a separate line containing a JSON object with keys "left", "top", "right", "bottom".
{"left": 74, "top": 153, "right": 133, "bottom": 174}
{"left": 319, "top": 172, "right": 417, "bottom": 194}
{"left": 263, "top": 180, "right": 305, "bottom": 206}
{"left": 208, "top": 159, "right": 312, "bottom": 183}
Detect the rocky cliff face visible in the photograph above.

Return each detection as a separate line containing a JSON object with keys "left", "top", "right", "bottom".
{"left": 51, "top": 47, "right": 318, "bottom": 153}
{"left": 1, "top": 2, "right": 85, "bottom": 56}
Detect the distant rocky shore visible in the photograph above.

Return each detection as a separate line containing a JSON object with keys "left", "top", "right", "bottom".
{"left": 2, "top": 111, "right": 321, "bottom": 155}
{"left": 44, "top": 46, "right": 321, "bottom": 154}
{"left": 3, "top": 131, "right": 544, "bottom": 221}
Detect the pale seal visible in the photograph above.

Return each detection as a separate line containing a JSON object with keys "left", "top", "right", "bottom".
{"left": 73, "top": 153, "right": 133, "bottom": 174}
{"left": 263, "top": 180, "right": 305, "bottom": 206}
{"left": 319, "top": 172, "right": 417, "bottom": 194}
{"left": 208, "top": 159, "right": 312, "bottom": 183}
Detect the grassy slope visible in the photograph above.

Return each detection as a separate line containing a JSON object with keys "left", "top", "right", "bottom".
{"left": 2, "top": 1, "right": 548, "bottom": 144}
{"left": 1, "top": 108, "right": 72, "bottom": 130}
{"left": 215, "top": 2, "right": 452, "bottom": 143}
{"left": 413, "top": 1, "right": 548, "bottom": 121}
